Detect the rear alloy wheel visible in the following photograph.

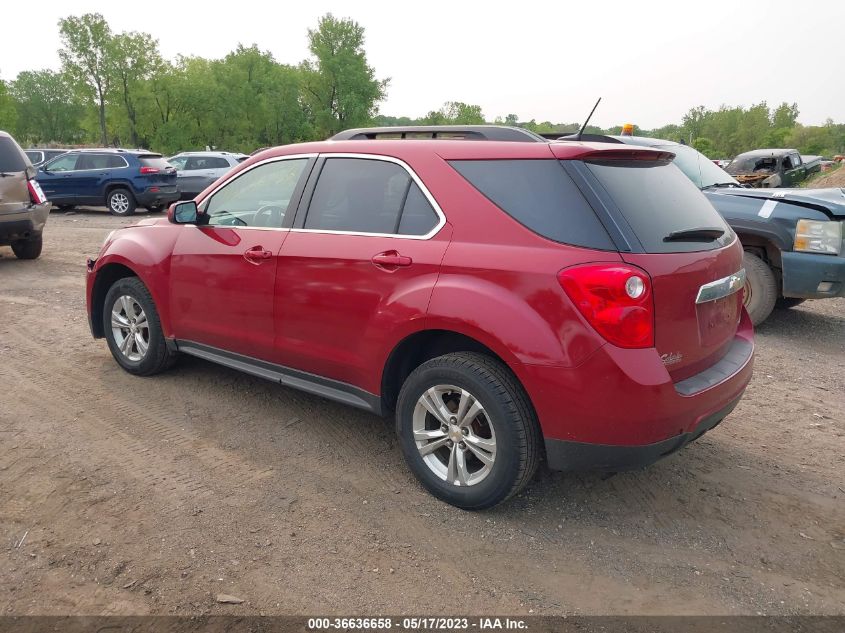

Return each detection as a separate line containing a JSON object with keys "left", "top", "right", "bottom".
{"left": 396, "top": 352, "right": 540, "bottom": 510}
{"left": 107, "top": 188, "right": 136, "bottom": 216}
{"left": 11, "top": 235, "right": 43, "bottom": 260}
{"left": 742, "top": 251, "right": 777, "bottom": 326}
{"left": 103, "top": 277, "right": 176, "bottom": 376}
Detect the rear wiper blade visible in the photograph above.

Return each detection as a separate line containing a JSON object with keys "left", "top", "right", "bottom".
{"left": 664, "top": 227, "right": 725, "bottom": 242}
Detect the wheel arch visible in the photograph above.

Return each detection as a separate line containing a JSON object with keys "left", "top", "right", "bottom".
{"left": 380, "top": 328, "right": 531, "bottom": 416}
{"left": 90, "top": 262, "right": 141, "bottom": 338}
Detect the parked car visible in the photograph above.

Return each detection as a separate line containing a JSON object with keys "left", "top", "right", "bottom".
{"left": 0, "top": 131, "right": 50, "bottom": 259}
{"left": 24, "top": 148, "right": 68, "bottom": 167}
{"left": 86, "top": 130, "right": 754, "bottom": 509}
{"left": 571, "top": 134, "right": 845, "bottom": 325}
{"left": 166, "top": 151, "right": 248, "bottom": 198}
{"left": 36, "top": 148, "right": 179, "bottom": 216}
{"left": 725, "top": 149, "right": 810, "bottom": 188}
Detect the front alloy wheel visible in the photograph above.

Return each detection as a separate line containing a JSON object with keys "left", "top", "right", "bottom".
{"left": 110, "top": 295, "right": 150, "bottom": 362}
{"left": 413, "top": 385, "right": 497, "bottom": 486}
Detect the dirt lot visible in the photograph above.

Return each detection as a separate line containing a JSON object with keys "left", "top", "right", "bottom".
{"left": 1, "top": 209, "right": 843, "bottom": 616}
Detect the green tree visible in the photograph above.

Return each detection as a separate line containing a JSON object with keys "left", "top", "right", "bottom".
{"left": 9, "top": 70, "right": 84, "bottom": 143}
{"left": 692, "top": 137, "right": 716, "bottom": 158}
{"left": 108, "top": 31, "right": 164, "bottom": 147}
{"left": 58, "top": 13, "right": 114, "bottom": 145}
{"left": 0, "top": 76, "right": 17, "bottom": 132}
{"left": 300, "top": 14, "right": 388, "bottom": 137}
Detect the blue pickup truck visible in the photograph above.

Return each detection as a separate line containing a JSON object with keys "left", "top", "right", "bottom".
{"left": 612, "top": 137, "right": 844, "bottom": 325}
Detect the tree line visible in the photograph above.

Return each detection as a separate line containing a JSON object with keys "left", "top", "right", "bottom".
{"left": 1, "top": 13, "right": 843, "bottom": 159}
{"left": 0, "top": 13, "right": 387, "bottom": 155}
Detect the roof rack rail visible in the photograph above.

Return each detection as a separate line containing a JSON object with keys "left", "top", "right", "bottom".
{"left": 331, "top": 125, "right": 548, "bottom": 143}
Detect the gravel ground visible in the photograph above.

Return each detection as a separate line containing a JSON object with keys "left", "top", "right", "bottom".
{"left": 1, "top": 209, "right": 843, "bottom": 616}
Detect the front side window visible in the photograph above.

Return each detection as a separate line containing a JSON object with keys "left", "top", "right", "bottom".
{"left": 304, "top": 157, "right": 439, "bottom": 236}
{"left": 203, "top": 158, "right": 307, "bottom": 228}
{"left": 45, "top": 154, "right": 79, "bottom": 172}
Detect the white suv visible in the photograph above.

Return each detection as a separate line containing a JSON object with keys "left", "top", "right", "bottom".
{"left": 166, "top": 151, "right": 248, "bottom": 198}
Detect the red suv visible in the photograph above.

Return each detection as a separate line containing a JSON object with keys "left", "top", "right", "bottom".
{"left": 85, "top": 129, "right": 754, "bottom": 509}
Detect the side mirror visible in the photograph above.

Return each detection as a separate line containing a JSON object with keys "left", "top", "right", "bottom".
{"left": 168, "top": 200, "right": 198, "bottom": 224}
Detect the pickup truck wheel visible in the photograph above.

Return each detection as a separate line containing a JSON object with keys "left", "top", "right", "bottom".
{"left": 396, "top": 352, "right": 540, "bottom": 510}
{"left": 11, "top": 235, "right": 43, "bottom": 260}
{"left": 107, "top": 188, "right": 136, "bottom": 216}
{"left": 742, "top": 252, "right": 777, "bottom": 326}
{"left": 776, "top": 297, "right": 806, "bottom": 309}
{"left": 103, "top": 277, "right": 176, "bottom": 376}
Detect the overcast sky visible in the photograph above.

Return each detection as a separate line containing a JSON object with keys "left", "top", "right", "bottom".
{"left": 3, "top": 1, "right": 843, "bottom": 129}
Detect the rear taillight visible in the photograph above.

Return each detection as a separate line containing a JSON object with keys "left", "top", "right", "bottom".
{"left": 27, "top": 179, "right": 47, "bottom": 205}
{"left": 558, "top": 264, "right": 654, "bottom": 349}
{"left": 140, "top": 166, "right": 160, "bottom": 174}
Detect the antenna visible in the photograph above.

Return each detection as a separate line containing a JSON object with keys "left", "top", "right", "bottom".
{"left": 576, "top": 97, "right": 602, "bottom": 141}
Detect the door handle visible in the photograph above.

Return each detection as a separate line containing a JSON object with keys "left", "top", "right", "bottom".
{"left": 243, "top": 246, "right": 273, "bottom": 264}
{"left": 371, "top": 250, "right": 412, "bottom": 269}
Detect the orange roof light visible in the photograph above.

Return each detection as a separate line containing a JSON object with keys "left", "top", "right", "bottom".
{"left": 621, "top": 123, "right": 635, "bottom": 136}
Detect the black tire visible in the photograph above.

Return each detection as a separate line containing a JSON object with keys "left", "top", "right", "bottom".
{"left": 106, "top": 188, "right": 137, "bottom": 216}
{"left": 396, "top": 352, "right": 541, "bottom": 510}
{"left": 147, "top": 205, "right": 165, "bottom": 213}
{"left": 776, "top": 297, "right": 806, "bottom": 310}
{"left": 11, "top": 235, "right": 43, "bottom": 260}
{"left": 103, "top": 277, "right": 177, "bottom": 376}
{"left": 742, "top": 252, "right": 777, "bottom": 326}
{"left": 57, "top": 204, "right": 75, "bottom": 212}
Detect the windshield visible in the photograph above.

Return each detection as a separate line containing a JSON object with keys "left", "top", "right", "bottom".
{"left": 657, "top": 143, "right": 738, "bottom": 189}
{"left": 726, "top": 155, "right": 778, "bottom": 174}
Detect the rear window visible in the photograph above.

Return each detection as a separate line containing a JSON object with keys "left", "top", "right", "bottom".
{"left": 0, "top": 136, "right": 28, "bottom": 172}
{"left": 449, "top": 159, "right": 614, "bottom": 250}
{"left": 139, "top": 156, "right": 173, "bottom": 171}
{"left": 584, "top": 160, "right": 731, "bottom": 253}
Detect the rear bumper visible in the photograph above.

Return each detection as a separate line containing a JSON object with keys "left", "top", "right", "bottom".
{"left": 545, "top": 396, "right": 740, "bottom": 471}
{"left": 0, "top": 202, "right": 50, "bottom": 244}
{"left": 136, "top": 188, "right": 180, "bottom": 207}
{"left": 781, "top": 250, "right": 845, "bottom": 298}
{"left": 519, "top": 308, "right": 754, "bottom": 469}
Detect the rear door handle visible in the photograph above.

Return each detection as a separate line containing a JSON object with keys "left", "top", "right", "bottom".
{"left": 372, "top": 251, "right": 412, "bottom": 269}
{"left": 243, "top": 246, "right": 273, "bottom": 264}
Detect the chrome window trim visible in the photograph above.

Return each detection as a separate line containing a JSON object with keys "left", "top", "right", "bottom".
{"left": 292, "top": 153, "right": 446, "bottom": 241}
{"left": 198, "top": 153, "right": 318, "bottom": 230}
{"left": 695, "top": 268, "right": 746, "bottom": 304}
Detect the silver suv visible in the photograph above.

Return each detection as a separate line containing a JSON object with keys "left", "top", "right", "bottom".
{"left": 0, "top": 131, "right": 50, "bottom": 259}
{"left": 166, "top": 151, "right": 248, "bottom": 198}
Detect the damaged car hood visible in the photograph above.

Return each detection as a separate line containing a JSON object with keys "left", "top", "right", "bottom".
{"left": 710, "top": 187, "right": 845, "bottom": 218}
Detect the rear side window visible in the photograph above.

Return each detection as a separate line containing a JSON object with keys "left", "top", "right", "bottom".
{"left": 305, "top": 158, "right": 439, "bottom": 236}
{"left": 585, "top": 161, "right": 731, "bottom": 253}
{"left": 0, "top": 136, "right": 28, "bottom": 172}
{"left": 450, "top": 159, "right": 614, "bottom": 250}
{"left": 25, "top": 151, "right": 44, "bottom": 164}
{"left": 77, "top": 154, "right": 127, "bottom": 169}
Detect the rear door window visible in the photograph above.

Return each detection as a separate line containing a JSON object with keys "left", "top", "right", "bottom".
{"left": 450, "top": 159, "right": 614, "bottom": 250}
{"left": 584, "top": 160, "right": 731, "bottom": 253}
{"left": 304, "top": 157, "right": 438, "bottom": 236}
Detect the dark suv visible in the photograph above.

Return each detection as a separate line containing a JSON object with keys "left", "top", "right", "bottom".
{"left": 0, "top": 130, "right": 50, "bottom": 259}
{"left": 86, "top": 129, "right": 754, "bottom": 509}
{"left": 36, "top": 149, "right": 179, "bottom": 216}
